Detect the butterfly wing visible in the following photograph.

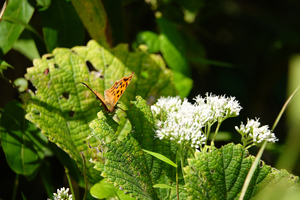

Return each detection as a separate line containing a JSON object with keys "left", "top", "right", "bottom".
{"left": 104, "top": 71, "right": 134, "bottom": 110}
{"left": 81, "top": 82, "right": 110, "bottom": 112}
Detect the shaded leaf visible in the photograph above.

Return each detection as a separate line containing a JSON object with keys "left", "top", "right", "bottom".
{"left": 0, "top": 0, "right": 35, "bottom": 56}
{"left": 71, "top": 0, "right": 109, "bottom": 48}
{"left": 184, "top": 143, "right": 300, "bottom": 200}
{"left": 157, "top": 17, "right": 190, "bottom": 77}
{"left": 12, "top": 30, "right": 40, "bottom": 60}
{"left": 40, "top": 0, "right": 85, "bottom": 52}
{"left": 0, "top": 101, "right": 47, "bottom": 176}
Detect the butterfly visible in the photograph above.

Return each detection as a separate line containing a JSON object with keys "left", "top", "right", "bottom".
{"left": 82, "top": 71, "right": 134, "bottom": 112}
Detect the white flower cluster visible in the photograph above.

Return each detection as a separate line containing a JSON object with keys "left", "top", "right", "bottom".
{"left": 51, "top": 187, "right": 73, "bottom": 200}
{"left": 235, "top": 118, "right": 278, "bottom": 146}
{"left": 151, "top": 94, "right": 242, "bottom": 148}
{"left": 194, "top": 93, "right": 242, "bottom": 122}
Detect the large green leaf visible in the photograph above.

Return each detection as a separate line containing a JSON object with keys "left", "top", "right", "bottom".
{"left": 24, "top": 40, "right": 177, "bottom": 184}
{"left": 0, "top": 101, "right": 47, "bottom": 176}
{"left": 184, "top": 143, "right": 299, "bottom": 200}
{"left": 39, "top": 0, "right": 85, "bottom": 52}
{"left": 0, "top": 0, "right": 35, "bottom": 56}
{"left": 90, "top": 96, "right": 177, "bottom": 199}
{"left": 91, "top": 97, "right": 159, "bottom": 199}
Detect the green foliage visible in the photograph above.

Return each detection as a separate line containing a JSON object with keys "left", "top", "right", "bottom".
{"left": 133, "top": 17, "right": 193, "bottom": 98}
{"left": 24, "top": 40, "right": 177, "bottom": 184}
{"left": 0, "top": 101, "right": 47, "bottom": 176}
{"left": 2, "top": 0, "right": 300, "bottom": 199}
{"left": 0, "top": 0, "right": 35, "bottom": 56}
{"left": 39, "top": 0, "right": 85, "bottom": 52}
{"left": 89, "top": 97, "right": 299, "bottom": 200}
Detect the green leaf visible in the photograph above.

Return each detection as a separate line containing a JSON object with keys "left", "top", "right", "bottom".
{"left": 36, "top": 0, "right": 51, "bottom": 11}
{"left": 12, "top": 30, "right": 40, "bottom": 61}
{"left": 142, "top": 149, "right": 177, "bottom": 168}
{"left": 134, "top": 31, "right": 160, "bottom": 53}
{"left": 157, "top": 17, "right": 190, "bottom": 77}
{"left": 91, "top": 109, "right": 158, "bottom": 199}
{"left": 14, "top": 77, "right": 28, "bottom": 92}
{"left": 71, "top": 0, "right": 109, "bottom": 48}
{"left": 40, "top": 0, "right": 85, "bottom": 52}
{"left": 184, "top": 143, "right": 300, "bottom": 200}
{"left": 0, "top": 100, "right": 47, "bottom": 176}
{"left": 24, "top": 40, "right": 177, "bottom": 184}
{"left": 90, "top": 96, "right": 178, "bottom": 199}
{"left": 173, "top": 71, "right": 193, "bottom": 98}
{"left": 90, "top": 179, "right": 116, "bottom": 199}
{"left": 153, "top": 184, "right": 176, "bottom": 190}
{"left": 91, "top": 178, "right": 136, "bottom": 200}
{"left": 0, "top": 0, "right": 35, "bottom": 56}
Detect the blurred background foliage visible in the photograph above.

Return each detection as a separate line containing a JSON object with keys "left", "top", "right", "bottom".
{"left": 1, "top": 0, "right": 300, "bottom": 199}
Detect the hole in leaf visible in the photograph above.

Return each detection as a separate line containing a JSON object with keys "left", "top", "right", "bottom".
{"left": 259, "top": 160, "right": 264, "bottom": 168}
{"left": 27, "top": 81, "right": 36, "bottom": 93}
{"left": 105, "top": 64, "right": 109, "bottom": 68}
{"left": 86, "top": 61, "right": 97, "bottom": 72}
{"left": 32, "top": 109, "right": 40, "bottom": 116}
{"left": 53, "top": 63, "right": 59, "bottom": 69}
{"left": 44, "top": 68, "right": 49, "bottom": 75}
{"left": 62, "top": 92, "right": 70, "bottom": 99}
{"left": 210, "top": 169, "right": 215, "bottom": 174}
{"left": 68, "top": 111, "right": 75, "bottom": 117}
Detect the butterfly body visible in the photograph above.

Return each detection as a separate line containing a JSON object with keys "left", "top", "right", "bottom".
{"left": 82, "top": 71, "right": 134, "bottom": 112}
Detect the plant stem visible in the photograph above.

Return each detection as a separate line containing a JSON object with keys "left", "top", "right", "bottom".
{"left": 180, "top": 144, "right": 186, "bottom": 185}
{"left": 65, "top": 167, "right": 75, "bottom": 200}
{"left": 211, "top": 121, "right": 222, "bottom": 147}
{"left": 12, "top": 173, "right": 19, "bottom": 200}
{"left": 176, "top": 149, "right": 179, "bottom": 200}
{"left": 239, "top": 141, "right": 267, "bottom": 200}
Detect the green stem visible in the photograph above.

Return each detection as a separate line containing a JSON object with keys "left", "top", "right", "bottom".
{"left": 239, "top": 141, "right": 267, "bottom": 200}
{"left": 176, "top": 149, "right": 179, "bottom": 200}
{"left": 205, "top": 124, "right": 212, "bottom": 146}
{"left": 180, "top": 144, "right": 186, "bottom": 185}
{"left": 12, "top": 173, "right": 19, "bottom": 200}
{"left": 65, "top": 167, "right": 75, "bottom": 200}
{"left": 211, "top": 121, "right": 222, "bottom": 147}
{"left": 81, "top": 153, "right": 88, "bottom": 200}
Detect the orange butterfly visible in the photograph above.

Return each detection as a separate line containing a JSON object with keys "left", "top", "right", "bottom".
{"left": 82, "top": 71, "right": 134, "bottom": 112}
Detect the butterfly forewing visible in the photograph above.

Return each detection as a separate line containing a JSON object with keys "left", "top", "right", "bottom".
{"left": 105, "top": 71, "right": 134, "bottom": 108}
{"left": 82, "top": 71, "right": 134, "bottom": 113}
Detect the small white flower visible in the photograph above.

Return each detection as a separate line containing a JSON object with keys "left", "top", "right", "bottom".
{"left": 51, "top": 187, "right": 73, "bottom": 200}
{"left": 235, "top": 118, "right": 278, "bottom": 146}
